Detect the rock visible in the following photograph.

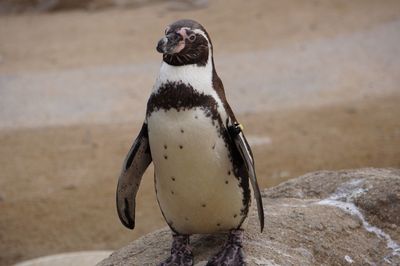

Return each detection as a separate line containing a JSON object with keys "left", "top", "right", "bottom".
{"left": 98, "top": 168, "right": 400, "bottom": 266}
{"left": 15, "top": 251, "right": 113, "bottom": 266}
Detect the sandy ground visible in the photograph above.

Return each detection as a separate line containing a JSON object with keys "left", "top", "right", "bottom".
{"left": 1, "top": 0, "right": 400, "bottom": 265}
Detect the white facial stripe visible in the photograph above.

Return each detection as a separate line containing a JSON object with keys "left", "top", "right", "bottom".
{"left": 170, "top": 27, "right": 207, "bottom": 52}
{"left": 192, "top": 29, "right": 210, "bottom": 46}
{"left": 176, "top": 27, "right": 210, "bottom": 45}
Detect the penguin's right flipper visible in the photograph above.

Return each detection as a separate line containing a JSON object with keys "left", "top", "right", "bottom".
{"left": 228, "top": 122, "right": 265, "bottom": 232}
{"left": 116, "top": 123, "right": 152, "bottom": 229}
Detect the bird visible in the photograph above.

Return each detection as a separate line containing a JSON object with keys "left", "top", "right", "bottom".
{"left": 116, "top": 19, "right": 264, "bottom": 266}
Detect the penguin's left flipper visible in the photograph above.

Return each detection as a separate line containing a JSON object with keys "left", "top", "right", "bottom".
{"left": 116, "top": 123, "right": 152, "bottom": 230}
{"left": 229, "top": 123, "right": 265, "bottom": 232}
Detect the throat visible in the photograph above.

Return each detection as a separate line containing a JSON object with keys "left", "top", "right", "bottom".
{"left": 156, "top": 60, "right": 213, "bottom": 95}
{"left": 163, "top": 49, "right": 209, "bottom": 67}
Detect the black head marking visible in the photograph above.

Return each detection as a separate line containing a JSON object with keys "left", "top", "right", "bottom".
{"left": 158, "top": 19, "right": 211, "bottom": 66}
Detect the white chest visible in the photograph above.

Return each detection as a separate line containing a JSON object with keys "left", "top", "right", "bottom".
{"left": 147, "top": 108, "right": 246, "bottom": 234}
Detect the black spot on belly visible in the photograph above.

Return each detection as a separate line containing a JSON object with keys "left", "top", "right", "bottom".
{"left": 195, "top": 115, "right": 198, "bottom": 119}
{"left": 202, "top": 204, "right": 206, "bottom": 208}
{"left": 212, "top": 143, "right": 216, "bottom": 149}
{"left": 225, "top": 180, "right": 229, "bottom": 184}
{"left": 171, "top": 176, "right": 176, "bottom": 181}
{"left": 217, "top": 223, "right": 220, "bottom": 227}
{"left": 228, "top": 170, "right": 231, "bottom": 175}
{"left": 171, "top": 190, "right": 174, "bottom": 195}
{"left": 179, "top": 145, "right": 183, "bottom": 149}
{"left": 164, "top": 155, "right": 168, "bottom": 160}
{"left": 185, "top": 217, "right": 189, "bottom": 221}
{"left": 233, "top": 214, "right": 238, "bottom": 218}
{"left": 164, "top": 144, "right": 167, "bottom": 149}
{"left": 181, "top": 129, "right": 184, "bottom": 133}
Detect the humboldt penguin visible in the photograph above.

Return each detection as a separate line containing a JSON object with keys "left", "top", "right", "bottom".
{"left": 116, "top": 19, "right": 264, "bottom": 265}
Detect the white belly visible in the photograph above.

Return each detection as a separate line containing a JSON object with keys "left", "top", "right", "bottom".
{"left": 147, "top": 108, "right": 246, "bottom": 234}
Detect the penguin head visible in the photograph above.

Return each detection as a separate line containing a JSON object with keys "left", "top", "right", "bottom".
{"left": 157, "top": 19, "right": 211, "bottom": 66}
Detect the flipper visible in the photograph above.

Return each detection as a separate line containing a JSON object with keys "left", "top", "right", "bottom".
{"left": 116, "top": 123, "right": 152, "bottom": 229}
{"left": 228, "top": 121, "right": 264, "bottom": 232}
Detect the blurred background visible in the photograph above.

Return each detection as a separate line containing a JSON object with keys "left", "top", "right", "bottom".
{"left": 0, "top": 0, "right": 399, "bottom": 265}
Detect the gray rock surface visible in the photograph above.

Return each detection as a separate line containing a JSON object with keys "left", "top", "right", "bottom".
{"left": 14, "top": 251, "right": 112, "bottom": 266}
{"left": 98, "top": 168, "right": 400, "bottom": 265}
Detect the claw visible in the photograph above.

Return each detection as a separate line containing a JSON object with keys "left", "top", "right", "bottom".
{"left": 158, "top": 234, "right": 194, "bottom": 266}
{"left": 206, "top": 229, "right": 245, "bottom": 266}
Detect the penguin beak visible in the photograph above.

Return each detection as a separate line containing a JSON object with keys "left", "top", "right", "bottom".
{"left": 156, "top": 32, "right": 184, "bottom": 54}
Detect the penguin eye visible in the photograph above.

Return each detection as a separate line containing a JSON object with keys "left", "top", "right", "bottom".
{"left": 188, "top": 34, "right": 196, "bottom": 42}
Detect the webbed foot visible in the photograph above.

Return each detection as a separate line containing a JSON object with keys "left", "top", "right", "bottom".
{"left": 206, "top": 229, "right": 245, "bottom": 266}
{"left": 159, "top": 234, "right": 193, "bottom": 266}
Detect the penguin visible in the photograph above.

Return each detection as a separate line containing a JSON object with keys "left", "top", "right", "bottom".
{"left": 116, "top": 19, "right": 264, "bottom": 266}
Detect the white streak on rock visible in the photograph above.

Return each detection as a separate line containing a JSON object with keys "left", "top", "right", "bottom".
{"left": 345, "top": 255, "right": 354, "bottom": 263}
{"left": 318, "top": 179, "right": 400, "bottom": 262}
{"left": 279, "top": 203, "right": 309, "bottom": 208}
